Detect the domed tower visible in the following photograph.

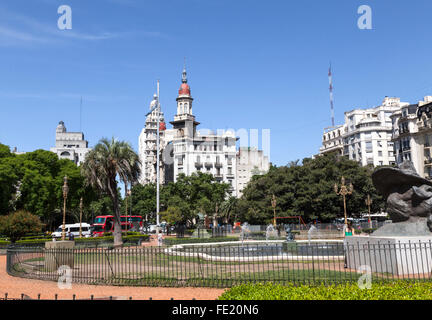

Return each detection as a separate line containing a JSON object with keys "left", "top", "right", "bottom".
{"left": 56, "top": 121, "right": 66, "bottom": 134}
{"left": 176, "top": 66, "right": 194, "bottom": 117}
{"left": 171, "top": 65, "right": 199, "bottom": 138}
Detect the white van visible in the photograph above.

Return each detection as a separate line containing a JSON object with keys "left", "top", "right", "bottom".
{"left": 52, "top": 223, "right": 92, "bottom": 239}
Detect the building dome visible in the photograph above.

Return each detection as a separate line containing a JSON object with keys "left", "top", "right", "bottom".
{"left": 56, "top": 121, "right": 66, "bottom": 133}
{"left": 178, "top": 83, "right": 191, "bottom": 96}
{"left": 149, "top": 94, "right": 158, "bottom": 110}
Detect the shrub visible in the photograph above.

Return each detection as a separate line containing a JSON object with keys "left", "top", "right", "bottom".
{"left": 218, "top": 282, "right": 432, "bottom": 300}
{"left": 0, "top": 210, "right": 44, "bottom": 243}
{"left": 0, "top": 233, "right": 150, "bottom": 247}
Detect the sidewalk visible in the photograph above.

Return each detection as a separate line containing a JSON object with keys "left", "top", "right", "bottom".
{"left": 0, "top": 246, "right": 225, "bottom": 300}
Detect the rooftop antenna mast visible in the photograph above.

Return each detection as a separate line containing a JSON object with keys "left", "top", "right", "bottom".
{"left": 328, "top": 63, "right": 335, "bottom": 127}
{"left": 79, "top": 96, "right": 83, "bottom": 132}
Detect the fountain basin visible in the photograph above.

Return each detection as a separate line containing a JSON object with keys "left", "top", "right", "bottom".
{"left": 164, "top": 240, "right": 344, "bottom": 262}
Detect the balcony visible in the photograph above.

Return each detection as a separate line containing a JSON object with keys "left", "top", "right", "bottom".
{"left": 215, "top": 161, "right": 223, "bottom": 168}
{"left": 205, "top": 162, "right": 213, "bottom": 168}
{"left": 195, "top": 162, "right": 203, "bottom": 168}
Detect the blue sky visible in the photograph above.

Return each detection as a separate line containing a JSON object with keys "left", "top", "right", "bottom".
{"left": 1, "top": 0, "right": 432, "bottom": 166}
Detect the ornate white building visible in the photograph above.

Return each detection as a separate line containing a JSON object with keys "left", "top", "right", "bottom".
{"left": 342, "top": 97, "right": 407, "bottom": 167}
{"left": 138, "top": 95, "right": 171, "bottom": 185}
{"left": 138, "top": 66, "right": 239, "bottom": 196}
{"left": 50, "top": 121, "right": 91, "bottom": 165}
{"left": 319, "top": 97, "right": 408, "bottom": 167}
{"left": 319, "top": 124, "right": 346, "bottom": 156}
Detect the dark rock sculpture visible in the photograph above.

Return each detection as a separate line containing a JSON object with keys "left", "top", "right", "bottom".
{"left": 372, "top": 161, "right": 432, "bottom": 236}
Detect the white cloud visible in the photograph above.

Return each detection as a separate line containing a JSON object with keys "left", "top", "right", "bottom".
{"left": 0, "top": 5, "right": 164, "bottom": 46}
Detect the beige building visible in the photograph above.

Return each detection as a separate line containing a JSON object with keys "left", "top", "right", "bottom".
{"left": 50, "top": 121, "right": 91, "bottom": 165}
{"left": 236, "top": 147, "right": 270, "bottom": 197}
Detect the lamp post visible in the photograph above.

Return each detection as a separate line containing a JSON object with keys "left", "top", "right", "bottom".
{"left": 127, "top": 189, "right": 132, "bottom": 232}
{"left": 156, "top": 80, "right": 160, "bottom": 233}
{"left": 365, "top": 194, "right": 372, "bottom": 229}
{"left": 61, "top": 176, "right": 69, "bottom": 241}
{"left": 271, "top": 194, "right": 277, "bottom": 227}
{"left": 79, "top": 197, "right": 83, "bottom": 238}
{"left": 334, "top": 176, "right": 353, "bottom": 227}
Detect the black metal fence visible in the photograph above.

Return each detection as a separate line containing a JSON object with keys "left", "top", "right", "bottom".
{"left": 6, "top": 240, "right": 432, "bottom": 288}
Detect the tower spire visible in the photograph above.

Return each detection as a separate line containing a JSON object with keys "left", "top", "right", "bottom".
{"left": 182, "top": 57, "right": 187, "bottom": 83}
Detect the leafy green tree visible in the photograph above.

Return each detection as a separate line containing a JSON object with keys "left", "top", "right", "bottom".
{"left": 159, "top": 206, "right": 183, "bottom": 225}
{"left": 238, "top": 153, "right": 384, "bottom": 224}
{"left": 0, "top": 143, "right": 13, "bottom": 159}
{"left": 161, "top": 172, "right": 230, "bottom": 225}
{"left": 220, "top": 196, "right": 238, "bottom": 223}
{"left": 130, "top": 183, "right": 156, "bottom": 220}
{"left": 0, "top": 156, "right": 19, "bottom": 214}
{"left": 81, "top": 138, "right": 140, "bottom": 247}
{"left": 0, "top": 210, "right": 44, "bottom": 242}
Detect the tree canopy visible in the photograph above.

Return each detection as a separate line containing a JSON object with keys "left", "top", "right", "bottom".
{"left": 130, "top": 172, "right": 231, "bottom": 225}
{"left": 237, "top": 153, "right": 384, "bottom": 224}
{"left": 0, "top": 143, "right": 97, "bottom": 230}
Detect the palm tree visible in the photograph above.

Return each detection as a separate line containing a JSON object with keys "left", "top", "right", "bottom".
{"left": 220, "top": 196, "right": 238, "bottom": 224}
{"left": 81, "top": 137, "right": 141, "bottom": 247}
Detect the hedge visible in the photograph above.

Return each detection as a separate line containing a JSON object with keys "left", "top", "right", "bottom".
{"left": 218, "top": 282, "right": 432, "bottom": 300}
{"left": 0, "top": 234, "right": 150, "bottom": 247}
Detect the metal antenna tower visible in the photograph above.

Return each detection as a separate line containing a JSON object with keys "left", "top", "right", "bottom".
{"left": 328, "top": 63, "right": 335, "bottom": 127}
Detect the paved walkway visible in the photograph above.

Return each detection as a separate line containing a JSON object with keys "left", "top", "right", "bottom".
{"left": 0, "top": 237, "right": 226, "bottom": 300}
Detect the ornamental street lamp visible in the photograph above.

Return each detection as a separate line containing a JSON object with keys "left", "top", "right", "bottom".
{"left": 62, "top": 176, "right": 69, "bottom": 241}
{"left": 271, "top": 194, "right": 277, "bottom": 227}
{"left": 365, "top": 194, "right": 373, "bottom": 229}
{"left": 334, "top": 176, "right": 353, "bottom": 227}
{"left": 79, "top": 197, "right": 83, "bottom": 238}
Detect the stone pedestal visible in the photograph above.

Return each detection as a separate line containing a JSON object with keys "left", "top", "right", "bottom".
{"left": 191, "top": 228, "right": 211, "bottom": 239}
{"left": 44, "top": 241, "right": 75, "bottom": 271}
{"left": 345, "top": 236, "right": 432, "bottom": 276}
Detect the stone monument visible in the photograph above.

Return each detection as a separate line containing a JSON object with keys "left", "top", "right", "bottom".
{"left": 345, "top": 161, "right": 432, "bottom": 275}
{"left": 45, "top": 240, "right": 75, "bottom": 271}
{"left": 191, "top": 212, "right": 211, "bottom": 239}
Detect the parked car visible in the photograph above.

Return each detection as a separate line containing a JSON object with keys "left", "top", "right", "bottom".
{"left": 146, "top": 224, "right": 158, "bottom": 234}
{"left": 52, "top": 223, "right": 92, "bottom": 239}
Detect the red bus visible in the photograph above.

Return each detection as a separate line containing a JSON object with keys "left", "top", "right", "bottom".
{"left": 91, "top": 215, "right": 143, "bottom": 237}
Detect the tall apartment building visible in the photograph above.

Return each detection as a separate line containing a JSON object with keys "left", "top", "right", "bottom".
{"left": 50, "top": 121, "right": 91, "bottom": 165}
{"left": 342, "top": 97, "right": 408, "bottom": 167}
{"left": 392, "top": 96, "right": 432, "bottom": 178}
{"left": 319, "top": 124, "right": 346, "bottom": 156}
{"left": 138, "top": 94, "right": 172, "bottom": 185}
{"left": 319, "top": 97, "right": 408, "bottom": 167}
{"left": 236, "top": 147, "right": 270, "bottom": 197}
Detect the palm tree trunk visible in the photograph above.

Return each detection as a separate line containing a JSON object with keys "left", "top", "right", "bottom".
{"left": 109, "top": 180, "right": 123, "bottom": 248}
